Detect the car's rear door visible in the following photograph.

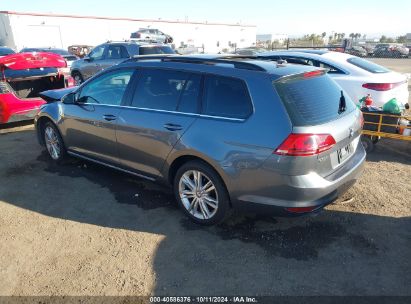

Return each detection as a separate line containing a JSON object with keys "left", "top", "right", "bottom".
{"left": 61, "top": 68, "right": 135, "bottom": 164}
{"left": 115, "top": 68, "right": 202, "bottom": 178}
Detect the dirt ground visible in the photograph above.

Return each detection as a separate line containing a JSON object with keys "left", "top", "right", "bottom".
{"left": 0, "top": 123, "right": 410, "bottom": 296}
{"left": 0, "top": 59, "right": 410, "bottom": 296}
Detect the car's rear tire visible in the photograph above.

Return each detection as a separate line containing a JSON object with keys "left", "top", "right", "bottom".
{"left": 43, "top": 122, "right": 66, "bottom": 162}
{"left": 72, "top": 72, "right": 84, "bottom": 85}
{"left": 174, "top": 161, "right": 230, "bottom": 225}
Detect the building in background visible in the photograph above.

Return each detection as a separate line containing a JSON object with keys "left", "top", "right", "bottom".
{"left": 0, "top": 11, "right": 256, "bottom": 53}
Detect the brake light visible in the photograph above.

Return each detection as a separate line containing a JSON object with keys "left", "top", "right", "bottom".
{"left": 66, "top": 76, "right": 75, "bottom": 87}
{"left": 362, "top": 81, "right": 405, "bottom": 91}
{"left": 274, "top": 134, "right": 336, "bottom": 156}
{"left": 303, "top": 70, "right": 324, "bottom": 78}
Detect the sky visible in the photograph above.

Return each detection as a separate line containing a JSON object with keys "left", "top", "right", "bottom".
{"left": 1, "top": 0, "right": 410, "bottom": 37}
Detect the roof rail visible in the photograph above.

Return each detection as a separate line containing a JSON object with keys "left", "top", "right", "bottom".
{"left": 126, "top": 55, "right": 267, "bottom": 72}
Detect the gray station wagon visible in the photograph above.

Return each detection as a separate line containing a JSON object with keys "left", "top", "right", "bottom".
{"left": 35, "top": 55, "right": 365, "bottom": 225}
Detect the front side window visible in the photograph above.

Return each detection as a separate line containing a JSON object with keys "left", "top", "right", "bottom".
{"left": 89, "top": 45, "right": 105, "bottom": 60}
{"left": 106, "top": 45, "right": 129, "bottom": 59}
{"left": 203, "top": 75, "right": 253, "bottom": 119}
{"left": 78, "top": 69, "right": 134, "bottom": 105}
{"left": 131, "top": 69, "right": 201, "bottom": 112}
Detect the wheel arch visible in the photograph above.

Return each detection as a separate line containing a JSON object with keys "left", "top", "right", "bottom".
{"left": 165, "top": 153, "right": 233, "bottom": 207}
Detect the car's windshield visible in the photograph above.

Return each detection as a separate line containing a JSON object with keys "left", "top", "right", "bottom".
{"left": 347, "top": 57, "right": 390, "bottom": 73}
{"left": 139, "top": 46, "right": 175, "bottom": 55}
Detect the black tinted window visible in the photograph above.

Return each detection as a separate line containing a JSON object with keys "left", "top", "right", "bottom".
{"left": 347, "top": 57, "right": 390, "bottom": 73}
{"left": 203, "top": 76, "right": 252, "bottom": 119}
{"left": 107, "top": 45, "right": 129, "bottom": 59}
{"left": 0, "top": 48, "right": 15, "bottom": 55}
{"left": 177, "top": 74, "right": 202, "bottom": 113}
{"left": 132, "top": 69, "right": 200, "bottom": 112}
{"left": 274, "top": 74, "right": 356, "bottom": 126}
{"left": 139, "top": 46, "right": 175, "bottom": 55}
{"left": 78, "top": 69, "right": 134, "bottom": 105}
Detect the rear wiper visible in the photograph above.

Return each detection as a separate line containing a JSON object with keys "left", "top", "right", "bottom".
{"left": 338, "top": 90, "right": 346, "bottom": 114}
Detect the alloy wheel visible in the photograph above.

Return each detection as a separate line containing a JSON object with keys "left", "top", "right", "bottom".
{"left": 178, "top": 170, "right": 219, "bottom": 220}
{"left": 44, "top": 126, "right": 61, "bottom": 160}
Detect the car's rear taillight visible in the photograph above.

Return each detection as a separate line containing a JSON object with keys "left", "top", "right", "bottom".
{"left": 362, "top": 81, "right": 406, "bottom": 91}
{"left": 66, "top": 76, "right": 75, "bottom": 87}
{"left": 274, "top": 133, "right": 336, "bottom": 156}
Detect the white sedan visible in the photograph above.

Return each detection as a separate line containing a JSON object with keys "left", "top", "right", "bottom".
{"left": 260, "top": 50, "right": 409, "bottom": 109}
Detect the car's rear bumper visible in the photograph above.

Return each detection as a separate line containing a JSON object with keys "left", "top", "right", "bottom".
{"left": 233, "top": 143, "right": 366, "bottom": 214}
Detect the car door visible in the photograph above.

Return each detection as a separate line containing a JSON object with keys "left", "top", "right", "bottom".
{"left": 80, "top": 44, "right": 106, "bottom": 79}
{"left": 61, "top": 68, "right": 135, "bottom": 164}
{"left": 116, "top": 68, "right": 202, "bottom": 178}
{"left": 99, "top": 44, "right": 130, "bottom": 70}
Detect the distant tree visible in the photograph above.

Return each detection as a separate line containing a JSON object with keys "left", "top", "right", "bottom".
{"left": 341, "top": 33, "right": 346, "bottom": 39}
{"left": 321, "top": 32, "right": 327, "bottom": 39}
{"left": 397, "top": 35, "right": 407, "bottom": 43}
{"left": 380, "top": 35, "right": 387, "bottom": 42}
{"left": 386, "top": 38, "right": 395, "bottom": 43}
{"left": 349, "top": 33, "right": 355, "bottom": 40}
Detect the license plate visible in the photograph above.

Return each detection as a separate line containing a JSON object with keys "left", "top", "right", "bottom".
{"left": 337, "top": 144, "right": 352, "bottom": 164}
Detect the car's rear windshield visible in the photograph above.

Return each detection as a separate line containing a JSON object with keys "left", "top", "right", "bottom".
{"left": 274, "top": 73, "right": 356, "bottom": 126}
{"left": 139, "top": 46, "right": 175, "bottom": 55}
{"left": 347, "top": 57, "right": 390, "bottom": 73}
{"left": 0, "top": 48, "right": 15, "bottom": 55}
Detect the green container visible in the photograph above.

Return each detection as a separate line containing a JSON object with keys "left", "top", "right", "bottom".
{"left": 382, "top": 98, "right": 401, "bottom": 114}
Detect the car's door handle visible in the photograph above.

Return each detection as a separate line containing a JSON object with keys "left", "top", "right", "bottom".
{"left": 163, "top": 123, "right": 183, "bottom": 131}
{"left": 103, "top": 114, "right": 117, "bottom": 121}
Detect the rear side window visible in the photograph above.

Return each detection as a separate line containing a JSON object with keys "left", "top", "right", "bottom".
{"left": 139, "top": 46, "right": 175, "bottom": 55}
{"left": 131, "top": 69, "right": 200, "bottom": 112}
{"left": 347, "top": 57, "right": 390, "bottom": 73}
{"left": 274, "top": 74, "right": 355, "bottom": 126}
{"left": 203, "top": 75, "right": 253, "bottom": 119}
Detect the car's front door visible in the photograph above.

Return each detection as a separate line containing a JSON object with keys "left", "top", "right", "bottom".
{"left": 81, "top": 44, "right": 106, "bottom": 79}
{"left": 61, "top": 68, "right": 135, "bottom": 164}
{"left": 116, "top": 68, "right": 202, "bottom": 178}
{"left": 99, "top": 44, "right": 130, "bottom": 71}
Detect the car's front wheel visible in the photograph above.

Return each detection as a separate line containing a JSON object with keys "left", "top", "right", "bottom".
{"left": 43, "top": 122, "right": 66, "bottom": 161}
{"left": 72, "top": 72, "right": 84, "bottom": 85}
{"left": 174, "top": 161, "right": 230, "bottom": 225}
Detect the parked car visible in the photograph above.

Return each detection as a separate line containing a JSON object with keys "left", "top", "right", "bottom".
{"left": 345, "top": 46, "right": 367, "bottom": 57}
{"left": 70, "top": 41, "right": 175, "bottom": 85}
{"left": 130, "top": 28, "right": 173, "bottom": 43}
{"left": 0, "top": 46, "right": 15, "bottom": 58}
{"left": 20, "top": 48, "right": 79, "bottom": 73}
{"left": 0, "top": 52, "right": 73, "bottom": 124}
{"left": 35, "top": 55, "right": 365, "bottom": 225}
{"left": 68, "top": 45, "right": 93, "bottom": 58}
{"left": 373, "top": 44, "right": 409, "bottom": 58}
{"left": 259, "top": 50, "right": 409, "bottom": 109}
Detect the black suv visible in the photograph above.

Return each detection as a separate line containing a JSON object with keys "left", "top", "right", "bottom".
{"left": 70, "top": 41, "right": 175, "bottom": 84}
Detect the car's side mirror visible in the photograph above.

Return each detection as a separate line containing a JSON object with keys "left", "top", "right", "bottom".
{"left": 62, "top": 92, "right": 76, "bottom": 104}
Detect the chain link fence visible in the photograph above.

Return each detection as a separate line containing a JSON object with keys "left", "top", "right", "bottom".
{"left": 246, "top": 38, "right": 411, "bottom": 59}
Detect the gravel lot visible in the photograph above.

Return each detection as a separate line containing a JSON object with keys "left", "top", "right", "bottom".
{"left": 0, "top": 59, "right": 410, "bottom": 297}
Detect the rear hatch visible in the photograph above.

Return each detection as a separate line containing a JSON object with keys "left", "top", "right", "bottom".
{"left": 273, "top": 70, "right": 362, "bottom": 179}
{"left": 0, "top": 52, "right": 67, "bottom": 99}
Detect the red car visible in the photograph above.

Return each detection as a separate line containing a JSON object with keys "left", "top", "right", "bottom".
{"left": 0, "top": 52, "right": 74, "bottom": 124}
